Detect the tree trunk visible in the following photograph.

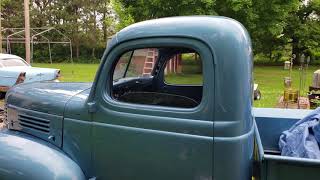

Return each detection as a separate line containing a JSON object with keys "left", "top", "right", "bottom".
{"left": 76, "top": 44, "right": 80, "bottom": 58}
{"left": 269, "top": 50, "right": 272, "bottom": 61}
{"left": 292, "top": 36, "right": 300, "bottom": 65}
{"left": 92, "top": 48, "right": 95, "bottom": 58}
{"left": 103, "top": 11, "right": 107, "bottom": 41}
{"left": 92, "top": 10, "right": 97, "bottom": 59}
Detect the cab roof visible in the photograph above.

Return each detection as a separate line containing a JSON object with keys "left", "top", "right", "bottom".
{"left": 109, "top": 16, "right": 251, "bottom": 52}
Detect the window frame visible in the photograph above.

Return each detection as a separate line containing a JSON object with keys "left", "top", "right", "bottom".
{"left": 95, "top": 37, "right": 214, "bottom": 120}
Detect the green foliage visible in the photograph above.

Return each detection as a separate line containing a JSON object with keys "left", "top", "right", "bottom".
{"left": 284, "top": 0, "right": 320, "bottom": 63}
{"left": 1, "top": 0, "right": 114, "bottom": 61}
{"left": 118, "top": 0, "right": 299, "bottom": 60}
{"left": 112, "top": 0, "right": 135, "bottom": 31}
{"left": 119, "top": 0, "right": 216, "bottom": 22}
{"left": 1, "top": 0, "right": 24, "bottom": 27}
{"left": 2, "top": 0, "right": 320, "bottom": 64}
{"left": 215, "top": 0, "right": 300, "bottom": 59}
{"left": 118, "top": 0, "right": 320, "bottom": 64}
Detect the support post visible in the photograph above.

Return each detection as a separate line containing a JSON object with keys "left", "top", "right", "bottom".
{"left": 48, "top": 42, "right": 52, "bottom": 64}
{"left": 24, "top": 0, "right": 31, "bottom": 64}
{"left": 0, "top": 0, "right": 2, "bottom": 53}
{"left": 70, "top": 41, "right": 73, "bottom": 64}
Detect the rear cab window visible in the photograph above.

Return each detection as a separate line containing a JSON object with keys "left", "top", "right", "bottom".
{"left": 112, "top": 47, "right": 203, "bottom": 109}
{"left": 165, "top": 53, "right": 203, "bottom": 85}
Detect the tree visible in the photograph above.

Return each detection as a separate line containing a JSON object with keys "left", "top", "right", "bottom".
{"left": 119, "top": 0, "right": 215, "bottom": 22}
{"left": 284, "top": 0, "right": 320, "bottom": 64}
{"left": 118, "top": 0, "right": 300, "bottom": 61}
{"left": 31, "top": 0, "right": 54, "bottom": 27}
{"left": 215, "top": 0, "right": 299, "bottom": 60}
{"left": 97, "top": 0, "right": 114, "bottom": 41}
{"left": 2, "top": 0, "right": 320, "bottom": 64}
{"left": 2, "top": 0, "right": 24, "bottom": 28}
{"left": 112, "top": 0, "right": 134, "bottom": 31}
{"left": 1, "top": 0, "right": 118, "bottom": 61}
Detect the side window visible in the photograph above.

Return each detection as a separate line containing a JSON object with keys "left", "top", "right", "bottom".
{"left": 127, "top": 48, "right": 158, "bottom": 77}
{"left": 112, "top": 47, "right": 202, "bottom": 109}
{"left": 112, "top": 48, "right": 158, "bottom": 82}
{"left": 113, "top": 51, "right": 132, "bottom": 81}
{"left": 165, "top": 53, "right": 203, "bottom": 85}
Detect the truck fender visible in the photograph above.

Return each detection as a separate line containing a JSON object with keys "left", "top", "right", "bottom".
{"left": 0, "top": 130, "right": 86, "bottom": 180}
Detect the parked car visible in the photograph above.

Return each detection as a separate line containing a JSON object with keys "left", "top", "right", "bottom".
{"left": 0, "top": 16, "right": 317, "bottom": 180}
{"left": 0, "top": 53, "right": 60, "bottom": 98}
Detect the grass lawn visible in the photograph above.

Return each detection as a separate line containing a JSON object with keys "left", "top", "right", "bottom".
{"left": 165, "top": 74, "right": 203, "bottom": 85}
{"left": 33, "top": 63, "right": 99, "bottom": 82}
{"left": 32, "top": 63, "right": 320, "bottom": 108}
{"left": 253, "top": 66, "right": 318, "bottom": 108}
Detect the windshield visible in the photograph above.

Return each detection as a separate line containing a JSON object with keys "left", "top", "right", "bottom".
{"left": 113, "top": 49, "right": 158, "bottom": 82}
{"left": 0, "top": 58, "right": 28, "bottom": 67}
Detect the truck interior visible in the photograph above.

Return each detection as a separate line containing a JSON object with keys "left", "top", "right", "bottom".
{"left": 112, "top": 47, "right": 203, "bottom": 108}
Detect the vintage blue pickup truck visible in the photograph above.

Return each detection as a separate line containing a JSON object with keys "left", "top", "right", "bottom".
{"left": 0, "top": 16, "right": 319, "bottom": 180}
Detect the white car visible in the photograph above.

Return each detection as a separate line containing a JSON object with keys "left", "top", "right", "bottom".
{"left": 0, "top": 54, "right": 60, "bottom": 98}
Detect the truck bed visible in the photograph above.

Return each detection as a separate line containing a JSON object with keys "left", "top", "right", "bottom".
{"left": 254, "top": 108, "right": 320, "bottom": 180}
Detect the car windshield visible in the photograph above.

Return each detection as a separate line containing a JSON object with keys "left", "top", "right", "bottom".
{"left": 0, "top": 58, "right": 28, "bottom": 67}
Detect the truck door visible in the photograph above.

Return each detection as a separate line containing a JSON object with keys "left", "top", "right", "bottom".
{"left": 91, "top": 38, "right": 214, "bottom": 180}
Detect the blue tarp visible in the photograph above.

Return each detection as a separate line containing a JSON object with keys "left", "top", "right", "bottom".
{"left": 279, "top": 107, "right": 320, "bottom": 159}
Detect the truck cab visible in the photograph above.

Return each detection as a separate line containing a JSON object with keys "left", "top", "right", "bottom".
{"left": 2, "top": 16, "right": 310, "bottom": 180}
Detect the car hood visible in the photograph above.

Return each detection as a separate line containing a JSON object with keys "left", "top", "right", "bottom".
{"left": 6, "top": 82, "right": 92, "bottom": 116}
